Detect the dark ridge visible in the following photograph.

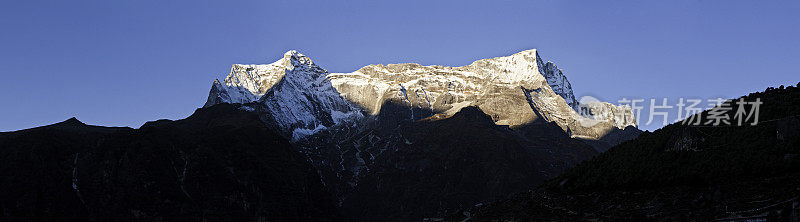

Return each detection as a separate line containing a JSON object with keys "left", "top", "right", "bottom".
{"left": 331, "top": 103, "right": 598, "bottom": 221}
{"left": 2, "top": 117, "right": 132, "bottom": 135}
{"left": 458, "top": 84, "right": 800, "bottom": 221}
{"left": 445, "top": 105, "right": 495, "bottom": 124}
{"left": 0, "top": 103, "right": 341, "bottom": 221}
{"left": 61, "top": 117, "right": 83, "bottom": 125}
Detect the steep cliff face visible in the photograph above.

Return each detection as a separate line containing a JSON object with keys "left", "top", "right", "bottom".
{"left": 542, "top": 61, "right": 578, "bottom": 111}
{"left": 204, "top": 49, "right": 636, "bottom": 141}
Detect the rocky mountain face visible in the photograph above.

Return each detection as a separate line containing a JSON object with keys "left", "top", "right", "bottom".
{"left": 205, "top": 51, "right": 364, "bottom": 141}
{"left": 205, "top": 50, "right": 636, "bottom": 141}
{"left": 202, "top": 50, "right": 641, "bottom": 220}
{"left": 542, "top": 61, "right": 578, "bottom": 111}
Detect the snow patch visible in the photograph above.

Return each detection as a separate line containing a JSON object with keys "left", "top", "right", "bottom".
{"left": 292, "top": 124, "right": 327, "bottom": 141}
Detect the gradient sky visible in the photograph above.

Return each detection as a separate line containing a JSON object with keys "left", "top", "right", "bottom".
{"left": 1, "top": 0, "right": 798, "bottom": 132}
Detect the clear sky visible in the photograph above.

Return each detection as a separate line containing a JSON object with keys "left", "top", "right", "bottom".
{"left": 1, "top": 0, "right": 798, "bottom": 131}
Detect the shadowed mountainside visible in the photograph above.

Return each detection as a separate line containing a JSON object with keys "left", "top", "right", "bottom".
{"left": 0, "top": 104, "right": 341, "bottom": 221}
{"left": 334, "top": 105, "right": 599, "bottom": 221}
{"left": 0, "top": 101, "right": 607, "bottom": 221}
{"left": 458, "top": 84, "right": 800, "bottom": 221}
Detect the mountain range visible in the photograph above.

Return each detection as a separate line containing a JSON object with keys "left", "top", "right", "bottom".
{"left": 201, "top": 49, "right": 641, "bottom": 220}
{"left": 19, "top": 49, "right": 800, "bottom": 221}
{"left": 205, "top": 50, "right": 638, "bottom": 146}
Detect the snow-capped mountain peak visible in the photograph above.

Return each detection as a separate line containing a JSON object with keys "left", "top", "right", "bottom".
{"left": 204, "top": 49, "right": 636, "bottom": 141}
{"left": 281, "top": 50, "right": 323, "bottom": 74}
{"left": 205, "top": 50, "right": 364, "bottom": 139}
{"left": 204, "top": 50, "right": 321, "bottom": 107}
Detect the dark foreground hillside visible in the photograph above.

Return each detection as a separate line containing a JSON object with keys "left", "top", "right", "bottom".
{"left": 337, "top": 106, "right": 600, "bottom": 221}
{"left": 458, "top": 84, "right": 800, "bottom": 221}
{"left": 0, "top": 102, "right": 607, "bottom": 222}
{"left": 0, "top": 102, "right": 619, "bottom": 221}
{"left": 0, "top": 104, "right": 340, "bottom": 221}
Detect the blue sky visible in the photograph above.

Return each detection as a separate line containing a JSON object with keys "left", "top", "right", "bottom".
{"left": 1, "top": 0, "right": 798, "bottom": 131}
